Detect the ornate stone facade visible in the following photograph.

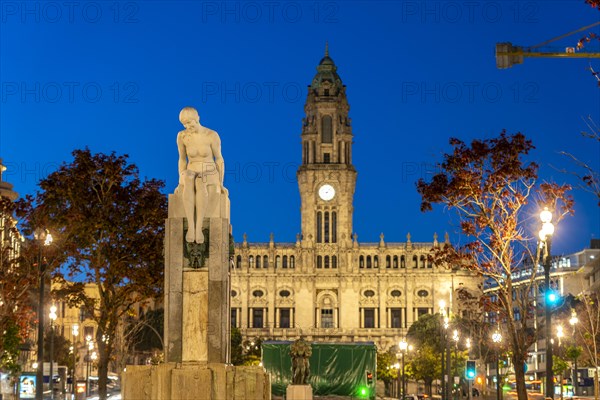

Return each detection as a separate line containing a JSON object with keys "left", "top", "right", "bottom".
{"left": 230, "top": 48, "right": 482, "bottom": 351}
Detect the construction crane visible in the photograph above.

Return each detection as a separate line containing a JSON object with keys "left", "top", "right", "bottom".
{"left": 496, "top": 21, "right": 600, "bottom": 69}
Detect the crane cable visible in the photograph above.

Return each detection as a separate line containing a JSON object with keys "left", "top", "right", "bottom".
{"left": 527, "top": 21, "right": 600, "bottom": 50}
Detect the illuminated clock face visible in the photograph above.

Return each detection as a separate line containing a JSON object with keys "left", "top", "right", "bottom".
{"left": 318, "top": 184, "right": 336, "bottom": 201}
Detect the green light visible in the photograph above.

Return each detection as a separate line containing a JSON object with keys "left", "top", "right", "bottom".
{"left": 358, "top": 386, "right": 368, "bottom": 397}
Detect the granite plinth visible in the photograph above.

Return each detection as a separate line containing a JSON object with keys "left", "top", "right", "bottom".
{"left": 286, "top": 385, "right": 313, "bottom": 400}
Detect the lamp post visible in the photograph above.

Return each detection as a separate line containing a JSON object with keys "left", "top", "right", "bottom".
{"left": 539, "top": 207, "right": 555, "bottom": 400}
{"left": 49, "top": 304, "right": 57, "bottom": 400}
{"left": 492, "top": 331, "right": 502, "bottom": 400}
{"left": 452, "top": 330, "right": 460, "bottom": 400}
{"left": 399, "top": 340, "right": 409, "bottom": 399}
{"left": 556, "top": 326, "right": 565, "bottom": 400}
{"left": 439, "top": 300, "right": 447, "bottom": 400}
{"left": 34, "top": 228, "right": 52, "bottom": 400}
{"left": 86, "top": 335, "right": 93, "bottom": 397}
{"left": 569, "top": 311, "right": 579, "bottom": 396}
{"left": 72, "top": 324, "right": 79, "bottom": 398}
{"left": 466, "top": 338, "right": 472, "bottom": 400}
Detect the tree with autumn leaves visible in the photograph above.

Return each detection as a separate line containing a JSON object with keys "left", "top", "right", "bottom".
{"left": 417, "top": 131, "right": 573, "bottom": 400}
{"left": 17, "top": 149, "right": 167, "bottom": 400}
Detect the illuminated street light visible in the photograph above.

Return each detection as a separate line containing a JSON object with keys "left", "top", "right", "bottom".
{"left": 72, "top": 324, "right": 79, "bottom": 397}
{"left": 539, "top": 207, "right": 555, "bottom": 400}
{"left": 492, "top": 331, "right": 503, "bottom": 400}
{"left": 569, "top": 311, "right": 579, "bottom": 396}
{"left": 49, "top": 304, "right": 57, "bottom": 400}
{"left": 33, "top": 228, "right": 52, "bottom": 400}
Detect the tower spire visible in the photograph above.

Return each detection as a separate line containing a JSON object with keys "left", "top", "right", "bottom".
{"left": 325, "top": 41, "right": 329, "bottom": 57}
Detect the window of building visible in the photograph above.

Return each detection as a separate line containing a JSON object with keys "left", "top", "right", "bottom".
{"left": 401, "top": 255, "right": 406, "bottom": 268}
{"left": 231, "top": 290, "right": 237, "bottom": 297}
{"left": 263, "top": 255, "right": 268, "bottom": 269}
{"left": 420, "top": 255, "right": 426, "bottom": 268}
{"left": 364, "top": 308, "right": 375, "bottom": 328}
{"left": 386, "top": 256, "right": 391, "bottom": 268}
{"left": 332, "top": 212, "right": 337, "bottom": 243}
{"left": 324, "top": 212, "right": 330, "bottom": 243}
{"left": 366, "top": 256, "right": 372, "bottom": 269}
{"left": 390, "top": 290, "right": 401, "bottom": 297}
{"left": 322, "top": 115, "right": 332, "bottom": 143}
{"left": 249, "top": 256, "right": 254, "bottom": 268}
{"left": 252, "top": 309, "right": 264, "bottom": 328}
{"left": 413, "top": 255, "right": 418, "bottom": 268}
{"left": 323, "top": 153, "right": 331, "bottom": 163}
{"left": 252, "top": 290, "right": 264, "bottom": 297}
{"left": 317, "top": 255, "right": 322, "bottom": 269}
{"left": 364, "top": 290, "right": 375, "bottom": 297}
{"left": 290, "top": 256, "right": 295, "bottom": 268}
{"left": 374, "top": 256, "right": 379, "bottom": 268}
{"left": 391, "top": 308, "right": 402, "bottom": 328}
{"left": 393, "top": 255, "right": 398, "bottom": 269}
{"left": 231, "top": 308, "right": 238, "bottom": 328}
{"left": 417, "top": 289, "right": 429, "bottom": 298}
{"left": 279, "top": 290, "right": 290, "bottom": 297}
{"left": 236, "top": 255, "right": 241, "bottom": 269}
{"left": 279, "top": 308, "right": 291, "bottom": 328}
{"left": 276, "top": 256, "right": 281, "bottom": 268}
{"left": 416, "top": 308, "right": 429, "bottom": 318}
{"left": 324, "top": 255, "right": 330, "bottom": 269}
{"left": 317, "top": 212, "right": 322, "bottom": 243}
{"left": 359, "top": 255, "right": 364, "bottom": 268}
{"left": 84, "top": 326, "right": 94, "bottom": 339}
{"left": 321, "top": 309, "right": 333, "bottom": 328}
{"left": 332, "top": 255, "right": 337, "bottom": 269}
{"left": 256, "top": 256, "right": 261, "bottom": 269}
{"left": 283, "top": 255, "right": 288, "bottom": 268}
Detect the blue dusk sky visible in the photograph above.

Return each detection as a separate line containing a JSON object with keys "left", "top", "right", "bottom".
{"left": 1, "top": 1, "right": 599, "bottom": 256}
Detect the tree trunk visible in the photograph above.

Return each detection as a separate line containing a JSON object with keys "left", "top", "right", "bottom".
{"left": 511, "top": 353, "right": 528, "bottom": 400}
{"left": 98, "top": 339, "right": 109, "bottom": 400}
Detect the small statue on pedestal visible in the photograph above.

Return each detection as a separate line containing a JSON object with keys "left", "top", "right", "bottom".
{"left": 290, "top": 338, "right": 312, "bottom": 385}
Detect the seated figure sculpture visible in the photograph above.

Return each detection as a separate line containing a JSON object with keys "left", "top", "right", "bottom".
{"left": 175, "top": 106, "right": 225, "bottom": 244}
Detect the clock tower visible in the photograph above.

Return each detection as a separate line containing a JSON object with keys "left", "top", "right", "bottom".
{"left": 297, "top": 45, "right": 357, "bottom": 258}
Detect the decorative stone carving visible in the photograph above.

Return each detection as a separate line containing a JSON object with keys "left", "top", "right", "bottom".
{"left": 290, "top": 338, "right": 312, "bottom": 385}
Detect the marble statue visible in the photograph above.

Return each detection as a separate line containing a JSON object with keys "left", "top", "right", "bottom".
{"left": 176, "top": 107, "right": 225, "bottom": 244}
{"left": 290, "top": 338, "right": 312, "bottom": 385}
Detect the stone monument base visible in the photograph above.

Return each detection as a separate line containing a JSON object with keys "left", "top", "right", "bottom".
{"left": 122, "top": 363, "right": 270, "bottom": 400}
{"left": 286, "top": 385, "right": 313, "bottom": 400}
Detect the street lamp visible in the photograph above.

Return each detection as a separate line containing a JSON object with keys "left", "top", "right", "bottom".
{"left": 439, "top": 300, "right": 452, "bottom": 400}
{"left": 539, "top": 207, "right": 555, "bottom": 400}
{"left": 569, "top": 311, "right": 579, "bottom": 396}
{"left": 72, "top": 324, "right": 79, "bottom": 397}
{"left": 399, "top": 340, "right": 409, "bottom": 400}
{"left": 33, "top": 228, "right": 52, "bottom": 400}
{"left": 86, "top": 335, "right": 93, "bottom": 397}
{"left": 49, "top": 304, "right": 57, "bottom": 400}
{"left": 452, "top": 330, "right": 460, "bottom": 400}
{"left": 492, "top": 331, "right": 503, "bottom": 400}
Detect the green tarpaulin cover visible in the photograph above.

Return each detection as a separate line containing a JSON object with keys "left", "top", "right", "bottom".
{"left": 262, "top": 341, "right": 376, "bottom": 398}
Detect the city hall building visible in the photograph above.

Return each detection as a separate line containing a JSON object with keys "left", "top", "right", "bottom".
{"left": 230, "top": 49, "right": 482, "bottom": 351}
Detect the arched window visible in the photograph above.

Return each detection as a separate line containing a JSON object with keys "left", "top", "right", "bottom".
{"left": 290, "top": 256, "right": 295, "bottom": 269}
{"left": 374, "top": 256, "right": 379, "bottom": 268}
{"left": 427, "top": 257, "right": 433, "bottom": 269}
{"left": 256, "top": 256, "right": 261, "bottom": 269}
{"left": 386, "top": 255, "right": 391, "bottom": 268}
{"left": 393, "top": 256, "right": 398, "bottom": 269}
{"left": 401, "top": 255, "right": 406, "bottom": 268}
{"left": 366, "top": 256, "right": 372, "bottom": 269}
{"left": 283, "top": 255, "right": 288, "bottom": 269}
{"left": 332, "top": 255, "right": 337, "bottom": 269}
{"left": 324, "top": 255, "right": 330, "bottom": 269}
{"left": 324, "top": 212, "right": 330, "bottom": 243}
{"left": 317, "top": 212, "right": 322, "bottom": 243}
{"left": 236, "top": 255, "right": 242, "bottom": 269}
{"left": 322, "top": 115, "right": 332, "bottom": 143}
{"left": 420, "top": 255, "right": 426, "bottom": 268}
{"left": 412, "top": 255, "right": 418, "bottom": 268}
{"left": 249, "top": 256, "right": 254, "bottom": 268}
{"left": 359, "top": 255, "right": 364, "bottom": 268}
{"left": 332, "top": 212, "right": 337, "bottom": 243}
{"left": 263, "top": 255, "right": 269, "bottom": 269}
{"left": 317, "top": 256, "right": 322, "bottom": 269}
{"left": 276, "top": 255, "right": 281, "bottom": 269}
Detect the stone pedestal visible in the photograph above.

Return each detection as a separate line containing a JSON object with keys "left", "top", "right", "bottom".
{"left": 123, "top": 188, "right": 270, "bottom": 400}
{"left": 122, "top": 363, "right": 271, "bottom": 400}
{"left": 286, "top": 385, "right": 313, "bottom": 400}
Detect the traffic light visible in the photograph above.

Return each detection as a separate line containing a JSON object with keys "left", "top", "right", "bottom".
{"left": 366, "top": 371, "right": 373, "bottom": 385}
{"left": 466, "top": 360, "right": 476, "bottom": 380}
{"left": 546, "top": 290, "right": 559, "bottom": 304}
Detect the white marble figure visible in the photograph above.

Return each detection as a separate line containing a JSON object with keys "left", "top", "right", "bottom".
{"left": 175, "top": 107, "right": 225, "bottom": 244}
